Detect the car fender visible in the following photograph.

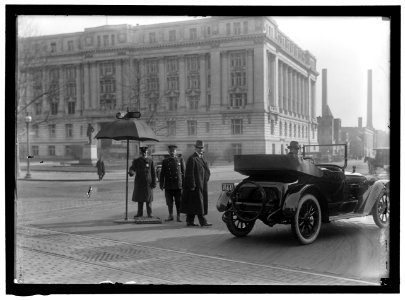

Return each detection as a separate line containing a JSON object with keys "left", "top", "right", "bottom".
{"left": 360, "top": 179, "right": 389, "bottom": 215}
{"left": 282, "top": 184, "right": 319, "bottom": 218}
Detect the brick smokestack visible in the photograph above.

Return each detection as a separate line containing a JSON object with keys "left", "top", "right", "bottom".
{"left": 367, "top": 69, "right": 373, "bottom": 128}
{"left": 358, "top": 117, "right": 363, "bottom": 128}
{"left": 322, "top": 69, "right": 327, "bottom": 116}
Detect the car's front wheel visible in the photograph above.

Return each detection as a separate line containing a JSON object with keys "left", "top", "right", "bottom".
{"left": 225, "top": 210, "right": 255, "bottom": 237}
{"left": 291, "top": 194, "right": 322, "bottom": 245}
{"left": 372, "top": 189, "right": 390, "bottom": 228}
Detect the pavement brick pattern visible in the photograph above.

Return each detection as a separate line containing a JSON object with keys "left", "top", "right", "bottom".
{"left": 16, "top": 226, "right": 376, "bottom": 285}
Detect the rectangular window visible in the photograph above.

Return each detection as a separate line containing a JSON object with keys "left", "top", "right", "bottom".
{"left": 233, "top": 22, "right": 241, "bottom": 35}
{"left": 289, "top": 123, "right": 292, "bottom": 137}
{"left": 168, "top": 97, "right": 178, "bottom": 111}
{"left": 65, "top": 145, "right": 72, "bottom": 156}
{"left": 169, "top": 30, "right": 176, "bottom": 42}
{"left": 206, "top": 94, "right": 211, "bottom": 111}
{"left": 206, "top": 122, "right": 210, "bottom": 133}
{"left": 167, "top": 57, "right": 178, "bottom": 73}
{"left": 103, "top": 35, "right": 109, "bottom": 47}
{"left": 167, "top": 77, "right": 179, "bottom": 90}
{"left": 190, "top": 28, "right": 197, "bottom": 40}
{"left": 187, "top": 120, "right": 197, "bottom": 136}
{"left": 167, "top": 121, "right": 176, "bottom": 136}
{"left": 49, "top": 124, "right": 56, "bottom": 138}
{"left": 279, "top": 121, "right": 283, "bottom": 136}
{"left": 243, "top": 21, "right": 248, "bottom": 34}
{"left": 32, "top": 145, "right": 39, "bottom": 156}
{"left": 232, "top": 143, "right": 242, "bottom": 156}
{"left": 272, "top": 143, "right": 275, "bottom": 154}
{"left": 111, "top": 34, "right": 115, "bottom": 45}
{"left": 48, "top": 145, "right": 56, "bottom": 156}
{"left": 230, "top": 93, "right": 247, "bottom": 108}
{"left": 280, "top": 144, "right": 284, "bottom": 154}
{"left": 66, "top": 66, "right": 76, "bottom": 80}
{"left": 294, "top": 124, "right": 296, "bottom": 137}
{"left": 149, "top": 32, "right": 156, "bottom": 43}
{"left": 65, "top": 124, "right": 73, "bottom": 138}
{"left": 207, "top": 26, "right": 211, "bottom": 35}
{"left": 146, "top": 59, "right": 158, "bottom": 74}
{"left": 188, "top": 96, "right": 199, "bottom": 110}
{"left": 270, "top": 120, "right": 274, "bottom": 135}
{"left": 226, "top": 23, "right": 231, "bottom": 35}
{"left": 187, "top": 75, "right": 200, "bottom": 89}
{"left": 32, "top": 124, "right": 39, "bottom": 137}
{"left": 231, "top": 71, "right": 246, "bottom": 87}
{"left": 186, "top": 56, "right": 199, "bottom": 72}
{"left": 50, "top": 42, "right": 56, "bottom": 53}
{"left": 231, "top": 119, "right": 243, "bottom": 135}
{"left": 66, "top": 83, "right": 76, "bottom": 98}
{"left": 68, "top": 101, "right": 76, "bottom": 114}
{"left": 68, "top": 40, "right": 74, "bottom": 51}
{"left": 146, "top": 77, "right": 159, "bottom": 91}
{"left": 97, "top": 36, "right": 101, "bottom": 47}
{"left": 231, "top": 52, "right": 246, "bottom": 68}
{"left": 50, "top": 102, "right": 58, "bottom": 115}
{"left": 100, "top": 62, "right": 115, "bottom": 76}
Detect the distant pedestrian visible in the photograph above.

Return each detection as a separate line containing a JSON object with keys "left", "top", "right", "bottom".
{"left": 96, "top": 156, "right": 105, "bottom": 181}
{"left": 160, "top": 145, "right": 185, "bottom": 222}
{"left": 180, "top": 140, "right": 212, "bottom": 227}
{"left": 128, "top": 146, "right": 156, "bottom": 218}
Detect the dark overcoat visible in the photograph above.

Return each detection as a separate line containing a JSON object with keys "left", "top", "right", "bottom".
{"left": 129, "top": 156, "right": 156, "bottom": 203}
{"left": 96, "top": 160, "right": 105, "bottom": 177}
{"left": 180, "top": 152, "right": 211, "bottom": 215}
{"left": 159, "top": 156, "right": 185, "bottom": 190}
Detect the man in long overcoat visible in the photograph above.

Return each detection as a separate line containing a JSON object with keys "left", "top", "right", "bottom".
{"left": 160, "top": 145, "right": 185, "bottom": 222}
{"left": 128, "top": 146, "right": 156, "bottom": 218}
{"left": 180, "top": 140, "right": 212, "bottom": 227}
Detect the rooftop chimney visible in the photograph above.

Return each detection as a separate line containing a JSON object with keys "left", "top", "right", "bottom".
{"left": 358, "top": 117, "right": 363, "bottom": 128}
{"left": 367, "top": 69, "right": 373, "bottom": 128}
{"left": 322, "top": 69, "right": 327, "bottom": 116}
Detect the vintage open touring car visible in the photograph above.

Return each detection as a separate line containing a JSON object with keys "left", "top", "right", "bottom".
{"left": 217, "top": 144, "right": 390, "bottom": 245}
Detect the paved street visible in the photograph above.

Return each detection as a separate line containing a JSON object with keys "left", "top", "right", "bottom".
{"left": 14, "top": 162, "right": 389, "bottom": 286}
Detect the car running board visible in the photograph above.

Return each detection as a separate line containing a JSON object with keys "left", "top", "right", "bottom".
{"left": 329, "top": 213, "right": 367, "bottom": 222}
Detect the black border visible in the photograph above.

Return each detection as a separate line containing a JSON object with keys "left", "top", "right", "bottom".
{"left": 5, "top": 4, "right": 400, "bottom": 295}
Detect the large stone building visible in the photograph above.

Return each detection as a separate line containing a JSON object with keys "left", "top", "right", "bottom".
{"left": 18, "top": 17, "right": 318, "bottom": 163}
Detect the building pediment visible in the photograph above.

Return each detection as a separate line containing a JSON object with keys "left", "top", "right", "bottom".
{"left": 165, "top": 90, "right": 179, "bottom": 97}
{"left": 185, "top": 89, "right": 200, "bottom": 96}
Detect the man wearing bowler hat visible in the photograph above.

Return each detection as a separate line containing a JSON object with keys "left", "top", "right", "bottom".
{"left": 128, "top": 145, "right": 156, "bottom": 218}
{"left": 160, "top": 145, "right": 185, "bottom": 222}
{"left": 180, "top": 140, "right": 212, "bottom": 227}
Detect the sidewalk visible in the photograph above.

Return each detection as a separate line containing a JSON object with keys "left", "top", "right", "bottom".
{"left": 17, "top": 165, "right": 239, "bottom": 182}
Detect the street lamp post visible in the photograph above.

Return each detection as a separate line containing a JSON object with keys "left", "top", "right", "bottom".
{"left": 25, "top": 114, "right": 32, "bottom": 179}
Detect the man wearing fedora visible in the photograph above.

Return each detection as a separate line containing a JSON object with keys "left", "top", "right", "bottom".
{"left": 287, "top": 141, "right": 301, "bottom": 157}
{"left": 180, "top": 140, "right": 212, "bottom": 227}
{"left": 160, "top": 145, "right": 185, "bottom": 222}
{"left": 128, "top": 145, "right": 156, "bottom": 218}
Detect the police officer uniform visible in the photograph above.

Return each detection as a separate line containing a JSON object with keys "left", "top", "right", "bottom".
{"left": 160, "top": 145, "right": 185, "bottom": 222}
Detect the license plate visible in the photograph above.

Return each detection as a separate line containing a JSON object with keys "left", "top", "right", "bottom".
{"left": 222, "top": 183, "right": 235, "bottom": 191}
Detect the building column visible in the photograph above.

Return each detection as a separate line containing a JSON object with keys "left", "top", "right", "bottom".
{"left": 116, "top": 59, "right": 123, "bottom": 110}
{"left": 159, "top": 57, "right": 165, "bottom": 110}
{"left": 210, "top": 50, "right": 221, "bottom": 110}
{"left": 288, "top": 67, "right": 293, "bottom": 114}
{"left": 293, "top": 71, "right": 297, "bottom": 115}
{"left": 311, "top": 79, "right": 316, "bottom": 119}
{"left": 283, "top": 64, "right": 288, "bottom": 113}
{"left": 221, "top": 51, "right": 228, "bottom": 107}
{"left": 76, "top": 64, "right": 81, "bottom": 115}
{"left": 58, "top": 67, "right": 65, "bottom": 114}
{"left": 254, "top": 45, "right": 266, "bottom": 107}
{"left": 278, "top": 61, "right": 283, "bottom": 110}
{"left": 178, "top": 55, "right": 186, "bottom": 110}
{"left": 247, "top": 49, "right": 254, "bottom": 106}
{"left": 273, "top": 54, "right": 278, "bottom": 108}
{"left": 305, "top": 75, "right": 309, "bottom": 119}
{"left": 90, "top": 62, "right": 98, "bottom": 109}
{"left": 83, "top": 62, "right": 90, "bottom": 110}
{"left": 200, "top": 53, "right": 206, "bottom": 109}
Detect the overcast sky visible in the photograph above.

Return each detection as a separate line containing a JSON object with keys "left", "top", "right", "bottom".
{"left": 18, "top": 15, "right": 390, "bottom": 131}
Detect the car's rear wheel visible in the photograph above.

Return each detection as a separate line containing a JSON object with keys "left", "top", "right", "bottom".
{"left": 372, "top": 189, "right": 390, "bottom": 228}
{"left": 291, "top": 194, "right": 321, "bottom": 245}
{"left": 225, "top": 210, "right": 255, "bottom": 237}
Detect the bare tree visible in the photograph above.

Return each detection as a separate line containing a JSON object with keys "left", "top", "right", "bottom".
{"left": 16, "top": 17, "right": 65, "bottom": 178}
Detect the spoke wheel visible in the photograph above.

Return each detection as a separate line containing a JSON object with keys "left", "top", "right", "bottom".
{"left": 373, "top": 189, "right": 390, "bottom": 228}
{"left": 225, "top": 210, "right": 255, "bottom": 237}
{"left": 291, "top": 194, "right": 321, "bottom": 245}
